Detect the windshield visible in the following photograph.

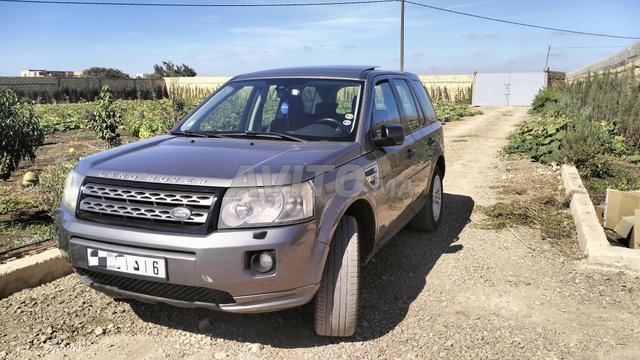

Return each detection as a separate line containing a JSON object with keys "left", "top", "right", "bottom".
{"left": 178, "top": 79, "right": 363, "bottom": 141}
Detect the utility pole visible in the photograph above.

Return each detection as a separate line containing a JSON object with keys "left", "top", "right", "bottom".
{"left": 400, "top": 0, "right": 405, "bottom": 71}
{"left": 544, "top": 45, "right": 551, "bottom": 70}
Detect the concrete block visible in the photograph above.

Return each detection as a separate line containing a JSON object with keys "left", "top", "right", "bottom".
{"left": 561, "top": 165, "right": 588, "bottom": 200}
{"left": 0, "top": 248, "right": 72, "bottom": 299}
{"left": 570, "top": 193, "right": 609, "bottom": 255}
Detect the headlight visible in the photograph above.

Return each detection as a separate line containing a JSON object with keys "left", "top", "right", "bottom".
{"left": 62, "top": 170, "right": 84, "bottom": 212}
{"left": 219, "top": 181, "right": 314, "bottom": 229}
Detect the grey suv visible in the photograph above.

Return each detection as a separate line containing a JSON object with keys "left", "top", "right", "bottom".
{"left": 55, "top": 66, "right": 445, "bottom": 337}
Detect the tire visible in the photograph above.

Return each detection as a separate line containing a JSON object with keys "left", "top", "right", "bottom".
{"left": 410, "top": 165, "right": 443, "bottom": 232}
{"left": 314, "top": 216, "right": 359, "bottom": 337}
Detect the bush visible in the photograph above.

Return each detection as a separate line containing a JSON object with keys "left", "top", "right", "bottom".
{"left": 531, "top": 87, "right": 560, "bottom": 113}
{"left": 86, "top": 85, "right": 122, "bottom": 147}
{"left": 37, "top": 159, "right": 77, "bottom": 215}
{"left": 560, "top": 111, "right": 612, "bottom": 177}
{"left": 0, "top": 88, "right": 45, "bottom": 180}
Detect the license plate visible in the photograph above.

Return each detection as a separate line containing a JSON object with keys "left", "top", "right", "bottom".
{"left": 86, "top": 248, "right": 166, "bottom": 279}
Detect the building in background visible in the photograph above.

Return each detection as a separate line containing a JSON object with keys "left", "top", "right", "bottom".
{"left": 20, "top": 69, "right": 82, "bottom": 77}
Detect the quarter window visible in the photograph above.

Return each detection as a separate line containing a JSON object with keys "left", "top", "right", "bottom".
{"left": 412, "top": 80, "right": 438, "bottom": 124}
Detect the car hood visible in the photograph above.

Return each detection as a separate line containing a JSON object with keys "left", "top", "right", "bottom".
{"left": 76, "top": 135, "right": 362, "bottom": 187}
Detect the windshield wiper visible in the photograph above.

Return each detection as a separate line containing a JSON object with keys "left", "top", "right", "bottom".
{"left": 171, "top": 131, "right": 222, "bottom": 138}
{"left": 224, "top": 131, "right": 304, "bottom": 142}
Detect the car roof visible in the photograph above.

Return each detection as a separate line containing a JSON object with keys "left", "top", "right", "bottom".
{"left": 232, "top": 66, "right": 413, "bottom": 81}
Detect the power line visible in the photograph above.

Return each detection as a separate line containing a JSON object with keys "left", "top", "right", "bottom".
{"left": 0, "top": 0, "right": 395, "bottom": 6}
{"left": 405, "top": 0, "right": 640, "bottom": 40}
{"left": 562, "top": 45, "right": 631, "bottom": 49}
{"left": 3, "top": 0, "right": 638, "bottom": 41}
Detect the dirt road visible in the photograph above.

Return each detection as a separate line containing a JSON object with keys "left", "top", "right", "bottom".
{"left": 1, "top": 107, "right": 638, "bottom": 359}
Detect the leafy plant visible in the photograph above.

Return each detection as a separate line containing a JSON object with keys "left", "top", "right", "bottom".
{"left": 86, "top": 85, "right": 122, "bottom": 147}
{"left": 531, "top": 87, "right": 560, "bottom": 113}
{"left": 434, "top": 100, "right": 479, "bottom": 122}
{"left": 37, "top": 159, "right": 78, "bottom": 215}
{"left": 504, "top": 115, "right": 570, "bottom": 163}
{"left": 35, "top": 102, "right": 90, "bottom": 134}
{"left": 0, "top": 88, "right": 45, "bottom": 180}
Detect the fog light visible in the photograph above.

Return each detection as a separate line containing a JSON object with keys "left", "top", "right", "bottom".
{"left": 250, "top": 251, "right": 275, "bottom": 273}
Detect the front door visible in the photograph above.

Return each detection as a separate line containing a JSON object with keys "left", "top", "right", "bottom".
{"left": 370, "top": 78, "right": 415, "bottom": 240}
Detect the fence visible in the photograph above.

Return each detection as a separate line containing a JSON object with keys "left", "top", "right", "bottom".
{"left": 0, "top": 73, "right": 476, "bottom": 103}
{"left": 0, "top": 77, "right": 166, "bottom": 102}
{"left": 567, "top": 40, "right": 640, "bottom": 80}
{"left": 165, "top": 74, "right": 475, "bottom": 102}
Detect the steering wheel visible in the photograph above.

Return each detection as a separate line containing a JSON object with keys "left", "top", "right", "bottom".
{"left": 313, "top": 117, "right": 342, "bottom": 129}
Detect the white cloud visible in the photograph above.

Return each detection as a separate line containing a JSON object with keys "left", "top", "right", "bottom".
{"left": 463, "top": 33, "right": 499, "bottom": 41}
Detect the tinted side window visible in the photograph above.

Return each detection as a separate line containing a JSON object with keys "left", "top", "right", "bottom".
{"left": 412, "top": 80, "right": 438, "bottom": 124}
{"left": 392, "top": 79, "right": 423, "bottom": 131}
{"left": 372, "top": 81, "right": 401, "bottom": 137}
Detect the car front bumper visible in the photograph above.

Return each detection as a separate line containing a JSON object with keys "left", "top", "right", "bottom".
{"left": 56, "top": 206, "right": 327, "bottom": 313}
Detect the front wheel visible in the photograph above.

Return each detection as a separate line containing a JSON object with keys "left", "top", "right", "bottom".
{"left": 314, "top": 216, "right": 359, "bottom": 337}
{"left": 410, "top": 165, "right": 443, "bottom": 232}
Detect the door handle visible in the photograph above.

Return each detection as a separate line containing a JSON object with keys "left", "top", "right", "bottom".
{"left": 407, "top": 148, "right": 416, "bottom": 159}
{"left": 427, "top": 137, "right": 436, "bottom": 146}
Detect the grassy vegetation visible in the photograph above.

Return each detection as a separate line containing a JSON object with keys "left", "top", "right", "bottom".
{"left": 0, "top": 192, "right": 38, "bottom": 215}
{"left": 434, "top": 100, "right": 481, "bottom": 122}
{"left": 505, "top": 70, "right": 640, "bottom": 187}
{"left": 479, "top": 158, "right": 577, "bottom": 255}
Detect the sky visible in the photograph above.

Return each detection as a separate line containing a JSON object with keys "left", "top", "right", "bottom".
{"left": 0, "top": 0, "right": 638, "bottom": 77}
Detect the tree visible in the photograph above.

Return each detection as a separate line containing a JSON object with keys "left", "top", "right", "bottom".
{"left": 153, "top": 61, "right": 197, "bottom": 77}
{"left": 0, "top": 88, "right": 44, "bottom": 180}
{"left": 83, "top": 67, "right": 130, "bottom": 79}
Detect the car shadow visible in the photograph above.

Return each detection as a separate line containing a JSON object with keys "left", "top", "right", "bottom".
{"left": 129, "top": 193, "right": 474, "bottom": 347}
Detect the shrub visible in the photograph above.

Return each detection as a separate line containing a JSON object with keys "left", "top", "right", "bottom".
{"left": 531, "top": 87, "right": 560, "bottom": 113}
{"left": 37, "top": 159, "right": 77, "bottom": 215}
{"left": 560, "top": 111, "right": 612, "bottom": 177}
{"left": 86, "top": 85, "right": 122, "bottom": 147}
{"left": 0, "top": 88, "right": 45, "bottom": 180}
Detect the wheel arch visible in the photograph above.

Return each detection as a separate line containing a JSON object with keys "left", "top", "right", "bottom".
{"left": 436, "top": 155, "right": 445, "bottom": 178}
{"left": 343, "top": 199, "right": 376, "bottom": 264}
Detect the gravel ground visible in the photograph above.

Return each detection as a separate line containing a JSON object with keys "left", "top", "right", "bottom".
{"left": 1, "top": 107, "right": 639, "bottom": 359}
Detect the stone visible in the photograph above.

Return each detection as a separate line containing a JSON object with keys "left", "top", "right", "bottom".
{"left": 198, "top": 318, "right": 211, "bottom": 333}
{"left": 250, "top": 343, "right": 263, "bottom": 353}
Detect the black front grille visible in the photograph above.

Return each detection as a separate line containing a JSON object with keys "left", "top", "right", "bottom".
{"left": 77, "top": 268, "right": 235, "bottom": 304}
{"left": 76, "top": 177, "right": 225, "bottom": 235}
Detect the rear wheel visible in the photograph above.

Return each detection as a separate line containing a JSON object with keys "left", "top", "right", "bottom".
{"left": 410, "top": 165, "right": 443, "bottom": 232}
{"left": 314, "top": 216, "right": 359, "bottom": 337}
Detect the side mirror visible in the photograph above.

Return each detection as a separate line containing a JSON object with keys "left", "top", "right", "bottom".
{"left": 373, "top": 123, "right": 405, "bottom": 147}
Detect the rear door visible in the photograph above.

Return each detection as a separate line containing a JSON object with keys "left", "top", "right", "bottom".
{"left": 390, "top": 78, "right": 435, "bottom": 206}
{"left": 406, "top": 78, "right": 441, "bottom": 206}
